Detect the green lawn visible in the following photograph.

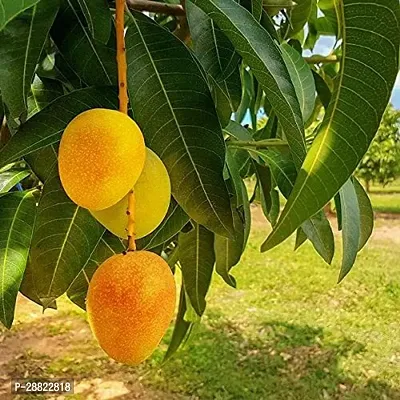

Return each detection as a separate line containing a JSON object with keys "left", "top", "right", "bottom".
{"left": 2, "top": 215, "right": 400, "bottom": 399}
{"left": 369, "top": 193, "right": 400, "bottom": 214}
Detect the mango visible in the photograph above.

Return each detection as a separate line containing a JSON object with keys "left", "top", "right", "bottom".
{"left": 86, "top": 251, "right": 176, "bottom": 365}
{"left": 58, "top": 108, "right": 145, "bottom": 210}
{"left": 91, "top": 148, "right": 170, "bottom": 239}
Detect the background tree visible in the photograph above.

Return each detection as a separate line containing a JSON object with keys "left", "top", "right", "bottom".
{"left": 0, "top": 0, "right": 398, "bottom": 359}
{"left": 356, "top": 105, "right": 400, "bottom": 192}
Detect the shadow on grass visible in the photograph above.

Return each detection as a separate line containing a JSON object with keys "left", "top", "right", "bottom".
{"left": 1, "top": 311, "right": 400, "bottom": 400}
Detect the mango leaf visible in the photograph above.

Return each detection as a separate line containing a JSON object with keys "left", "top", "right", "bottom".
{"left": 263, "top": 0, "right": 295, "bottom": 16}
{"left": 192, "top": 0, "right": 306, "bottom": 168}
{"left": 318, "top": 0, "right": 338, "bottom": 36}
{"left": 281, "top": 43, "right": 315, "bottom": 122}
{"left": 250, "top": 148, "right": 334, "bottom": 263}
{"left": 353, "top": 177, "right": 373, "bottom": 251}
{"left": 294, "top": 228, "right": 307, "bottom": 250}
{"left": 187, "top": 0, "right": 241, "bottom": 127}
{"left": 187, "top": 1, "right": 240, "bottom": 83}
{"left": 254, "top": 162, "right": 273, "bottom": 218}
{"left": 235, "top": 68, "right": 255, "bottom": 124}
{"left": 0, "top": 0, "right": 60, "bottom": 118}
{"left": 178, "top": 223, "right": 215, "bottom": 316}
{"left": 338, "top": 178, "right": 360, "bottom": 282}
{"left": 212, "top": 73, "right": 242, "bottom": 127}
{"left": 19, "top": 262, "right": 56, "bottom": 309}
{"left": 215, "top": 199, "right": 249, "bottom": 288}
{"left": 126, "top": 13, "right": 234, "bottom": 238}
{"left": 0, "top": 170, "right": 30, "bottom": 193}
{"left": 26, "top": 145, "right": 58, "bottom": 183}
{"left": 137, "top": 199, "right": 189, "bottom": 250}
{"left": 27, "top": 76, "right": 64, "bottom": 118}
{"left": 334, "top": 193, "right": 342, "bottom": 230}
{"left": 312, "top": 70, "right": 331, "bottom": 109}
{"left": 252, "top": 0, "right": 263, "bottom": 21}
{"left": 164, "top": 283, "right": 194, "bottom": 361}
{"left": 263, "top": 0, "right": 400, "bottom": 252}
{"left": 76, "top": 0, "right": 112, "bottom": 44}
{"left": 51, "top": 0, "right": 117, "bottom": 87}
{"left": 0, "top": 190, "right": 36, "bottom": 328}
{"left": 287, "top": 0, "right": 314, "bottom": 36}
{"left": 29, "top": 167, "right": 104, "bottom": 307}
{"left": 0, "top": 87, "right": 118, "bottom": 169}
{"left": 68, "top": 233, "right": 125, "bottom": 310}
{"left": 0, "top": 0, "right": 39, "bottom": 31}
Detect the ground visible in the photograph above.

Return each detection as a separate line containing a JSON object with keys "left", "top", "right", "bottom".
{"left": 1, "top": 206, "right": 400, "bottom": 400}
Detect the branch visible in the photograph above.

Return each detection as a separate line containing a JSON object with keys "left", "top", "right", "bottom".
{"left": 126, "top": 0, "right": 185, "bottom": 16}
{"left": 117, "top": 0, "right": 137, "bottom": 251}
{"left": 304, "top": 55, "right": 340, "bottom": 64}
{"left": 173, "top": 0, "right": 190, "bottom": 43}
{"left": 228, "top": 139, "right": 289, "bottom": 149}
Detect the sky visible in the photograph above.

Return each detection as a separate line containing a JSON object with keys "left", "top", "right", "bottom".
{"left": 308, "top": 36, "right": 400, "bottom": 109}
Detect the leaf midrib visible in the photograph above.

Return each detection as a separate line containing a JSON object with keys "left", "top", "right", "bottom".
{"left": 22, "top": 3, "right": 36, "bottom": 111}
{"left": 66, "top": 0, "right": 112, "bottom": 84}
{"left": 132, "top": 17, "right": 231, "bottom": 236}
{"left": 45, "top": 206, "right": 79, "bottom": 299}
{"left": 266, "top": 0, "right": 347, "bottom": 243}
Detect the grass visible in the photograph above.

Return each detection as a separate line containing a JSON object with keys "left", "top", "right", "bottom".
{"left": 3, "top": 215, "right": 400, "bottom": 399}
{"left": 369, "top": 193, "right": 400, "bottom": 214}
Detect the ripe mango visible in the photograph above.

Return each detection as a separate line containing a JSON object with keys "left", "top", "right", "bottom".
{"left": 86, "top": 251, "right": 176, "bottom": 365}
{"left": 58, "top": 109, "right": 145, "bottom": 210}
{"left": 91, "top": 148, "right": 171, "bottom": 239}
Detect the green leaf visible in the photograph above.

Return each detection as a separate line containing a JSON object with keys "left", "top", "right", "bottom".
{"left": 263, "top": 0, "right": 400, "bottom": 252}
{"left": 254, "top": 162, "right": 273, "bottom": 217}
{"left": 250, "top": 148, "right": 334, "bottom": 263}
{"left": 212, "top": 73, "right": 242, "bottom": 127}
{"left": 76, "top": 0, "right": 112, "bottom": 44}
{"left": 0, "top": 169, "right": 30, "bottom": 193}
{"left": 136, "top": 199, "right": 190, "bottom": 250}
{"left": 214, "top": 204, "right": 247, "bottom": 288}
{"left": 187, "top": 0, "right": 241, "bottom": 127}
{"left": 67, "top": 233, "right": 125, "bottom": 310}
{"left": 287, "top": 0, "right": 314, "bottom": 36}
{"left": 126, "top": 13, "right": 234, "bottom": 238}
{"left": 0, "top": 0, "right": 60, "bottom": 118}
{"left": 164, "top": 283, "right": 193, "bottom": 361}
{"left": 281, "top": 43, "right": 315, "bottom": 122}
{"left": 294, "top": 228, "right": 307, "bottom": 250}
{"left": 235, "top": 68, "right": 255, "bottom": 125}
{"left": 0, "top": 0, "right": 39, "bottom": 31}
{"left": 51, "top": 0, "right": 117, "bottom": 87}
{"left": 334, "top": 193, "right": 342, "bottom": 231}
{"left": 0, "top": 87, "right": 118, "bottom": 169}
{"left": 29, "top": 168, "right": 104, "bottom": 307}
{"left": 0, "top": 190, "right": 36, "bottom": 328}
{"left": 192, "top": 0, "right": 306, "bottom": 168}
{"left": 20, "top": 262, "right": 56, "bottom": 309}
{"left": 251, "top": 0, "right": 263, "bottom": 21}
{"left": 263, "top": 0, "right": 295, "bottom": 16}
{"left": 27, "top": 76, "right": 64, "bottom": 118}
{"left": 178, "top": 223, "right": 215, "bottom": 316}
{"left": 353, "top": 177, "right": 373, "bottom": 251}
{"left": 338, "top": 178, "right": 360, "bottom": 283}
{"left": 187, "top": 1, "right": 240, "bottom": 82}
{"left": 312, "top": 70, "right": 331, "bottom": 109}
{"left": 26, "top": 145, "right": 58, "bottom": 183}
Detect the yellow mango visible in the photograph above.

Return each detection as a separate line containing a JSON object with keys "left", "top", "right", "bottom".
{"left": 58, "top": 109, "right": 145, "bottom": 210}
{"left": 91, "top": 148, "right": 170, "bottom": 239}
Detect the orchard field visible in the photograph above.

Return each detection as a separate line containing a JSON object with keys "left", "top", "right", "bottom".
{"left": 1, "top": 202, "right": 400, "bottom": 400}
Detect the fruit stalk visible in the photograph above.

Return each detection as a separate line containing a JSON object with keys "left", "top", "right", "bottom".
{"left": 116, "top": 0, "right": 136, "bottom": 251}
